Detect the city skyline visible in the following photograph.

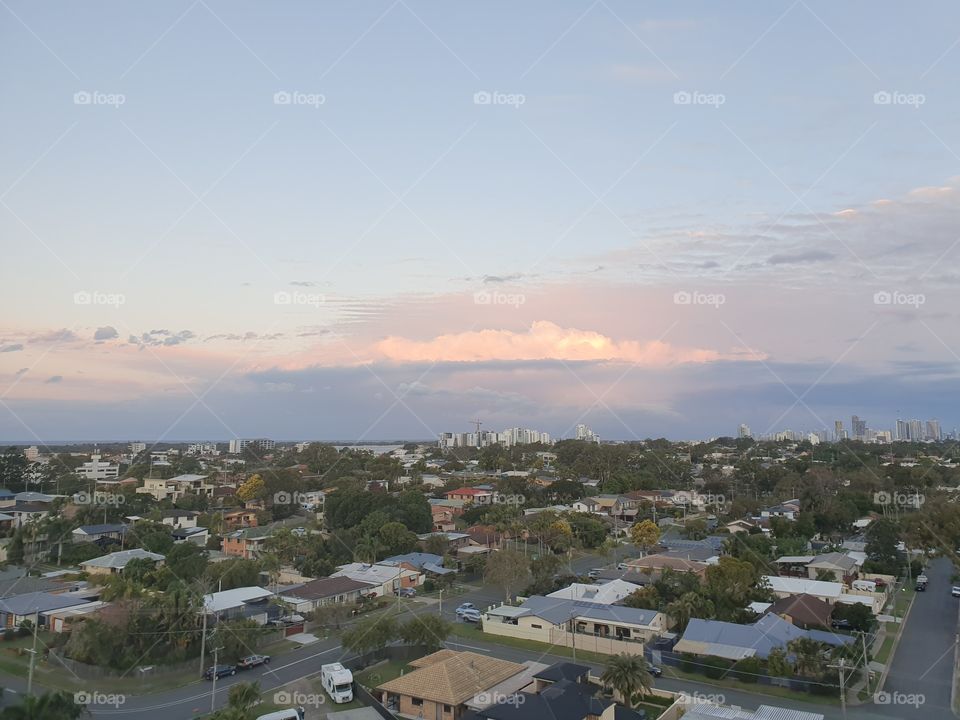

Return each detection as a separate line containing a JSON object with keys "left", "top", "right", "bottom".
{"left": 4, "top": 2, "right": 960, "bottom": 442}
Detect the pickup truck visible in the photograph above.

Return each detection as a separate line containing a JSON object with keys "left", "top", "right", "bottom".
{"left": 238, "top": 654, "right": 271, "bottom": 670}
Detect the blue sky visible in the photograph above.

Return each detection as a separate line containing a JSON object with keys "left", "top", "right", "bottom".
{"left": 2, "top": 1, "right": 960, "bottom": 441}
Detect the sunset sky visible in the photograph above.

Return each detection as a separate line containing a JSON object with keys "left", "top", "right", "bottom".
{"left": 2, "top": 1, "right": 960, "bottom": 442}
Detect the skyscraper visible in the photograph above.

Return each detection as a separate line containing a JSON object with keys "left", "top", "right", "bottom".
{"left": 834, "top": 420, "right": 845, "bottom": 441}
{"left": 926, "top": 419, "right": 942, "bottom": 441}
{"left": 909, "top": 419, "right": 924, "bottom": 442}
{"left": 851, "top": 415, "right": 866, "bottom": 441}
{"left": 896, "top": 419, "right": 909, "bottom": 441}
{"left": 738, "top": 423, "right": 752, "bottom": 439}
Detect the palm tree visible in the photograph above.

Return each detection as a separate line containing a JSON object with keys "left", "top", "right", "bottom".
{"left": 227, "top": 681, "right": 261, "bottom": 711}
{"left": 600, "top": 653, "right": 654, "bottom": 708}
{"left": 1, "top": 691, "right": 88, "bottom": 719}
{"left": 788, "top": 637, "right": 828, "bottom": 677}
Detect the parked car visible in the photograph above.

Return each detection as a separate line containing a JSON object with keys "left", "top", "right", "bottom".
{"left": 238, "top": 654, "right": 271, "bottom": 670}
{"left": 279, "top": 614, "right": 305, "bottom": 625}
{"left": 951, "top": 586, "right": 960, "bottom": 598}
{"left": 455, "top": 603, "right": 476, "bottom": 616}
{"left": 587, "top": 569, "right": 601, "bottom": 579}
{"left": 915, "top": 582, "right": 927, "bottom": 592}
{"left": 649, "top": 665, "right": 663, "bottom": 677}
{"left": 831, "top": 618, "right": 853, "bottom": 629}
{"left": 460, "top": 608, "right": 482, "bottom": 623}
{"left": 203, "top": 664, "right": 237, "bottom": 680}
{"left": 396, "top": 587, "right": 416, "bottom": 598}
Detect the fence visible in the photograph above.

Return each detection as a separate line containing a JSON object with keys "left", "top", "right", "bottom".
{"left": 648, "top": 648, "right": 846, "bottom": 696}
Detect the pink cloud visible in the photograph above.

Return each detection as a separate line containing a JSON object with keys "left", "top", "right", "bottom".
{"left": 374, "top": 320, "right": 757, "bottom": 365}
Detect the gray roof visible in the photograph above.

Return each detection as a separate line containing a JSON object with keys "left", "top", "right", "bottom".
{"left": 73, "top": 523, "right": 127, "bottom": 535}
{"left": 680, "top": 614, "right": 852, "bottom": 659}
{"left": 682, "top": 704, "right": 823, "bottom": 720}
{"left": 515, "top": 595, "right": 660, "bottom": 626}
{"left": 81, "top": 548, "right": 164, "bottom": 569}
{"left": 0, "top": 591, "right": 89, "bottom": 616}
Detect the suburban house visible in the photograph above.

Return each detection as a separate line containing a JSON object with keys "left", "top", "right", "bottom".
{"left": 331, "top": 562, "right": 423, "bottom": 596}
{"left": 428, "top": 498, "right": 466, "bottom": 517}
{"left": 136, "top": 474, "right": 214, "bottom": 501}
{"left": 545, "top": 579, "right": 638, "bottom": 605}
{"left": 723, "top": 519, "right": 758, "bottom": 534}
{"left": 760, "top": 500, "right": 801, "bottom": 521}
{"left": 445, "top": 487, "right": 495, "bottom": 505}
{"left": 0, "top": 590, "right": 98, "bottom": 629}
{"left": 805, "top": 552, "right": 860, "bottom": 583}
{"left": 222, "top": 526, "right": 273, "bottom": 559}
{"left": 482, "top": 595, "right": 666, "bottom": 653}
{"left": 764, "top": 594, "right": 834, "bottom": 630}
{"left": 624, "top": 553, "right": 709, "bottom": 578}
{"left": 467, "top": 661, "right": 648, "bottom": 720}
{"left": 160, "top": 509, "right": 200, "bottom": 529}
{"left": 417, "top": 531, "right": 472, "bottom": 552}
{"left": 682, "top": 703, "right": 824, "bottom": 720}
{"left": 377, "top": 650, "right": 527, "bottom": 720}
{"left": 7, "top": 503, "right": 51, "bottom": 528}
{"left": 280, "top": 576, "right": 375, "bottom": 612}
{"left": 431, "top": 507, "right": 457, "bottom": 533}
{"left": 80, "top": 548, "right": 165, "bottom": 576}
{"left": 202, "top": 586, "right": 276, "bottom": 625}
{"left": 223, "top": 509, "right": 259, "bottom": 529}
{"left": 382, "top": 552, "right": 455, "bottom": 578}
{"left": 571, "top": 495, "right": 637, "bottom": 521}
{"left": 71, "top": 523, "right": 128, "bottom": 544}
{"left": 763, "top": 575, "right": 883, "bottom": 614}
{"left": 171, "top": 526, "right": 209, "bottom": 545}
{"left": 674, "top": 613, "right": 853, "bottom": 660}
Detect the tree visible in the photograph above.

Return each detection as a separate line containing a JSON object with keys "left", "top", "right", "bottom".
{"left": 237, "top": 474, "right": 266, "bottom": 503}
{"left": 423, "top": 534, "right": 449, "bottom": 556}
{"left": 666, "top": 592, "right": 715, "bottom": 630}
{"left": 600, "top": 653, "right": 653, "bottom": 708}
{"left": 2, "top": 690, "right": 89, "bottom": 719}
{"left": 379, "top": 522, "right": 417, "bottom": 556}
{"left": 484, "top": 549, "right": 531, "bottom": 601}
{"left": 342, "top": 615, "right": 399, "bottom": 663}
{"left": 528, "top": 553, "right": 563, "bottom": 595}
{"left": 766, "top": 646, "right": 793, "bottom": 676}
{"left": 630, "top": 520, "right": 660, "bottom": 554}
{"left": 399, "top": 615, "right": 452, "bottom": 652}
{"left": 227, "top": 681, "right": 261, "bottom": 711}
{"left": 788, "top": 637, "right": 828, "bottom": 677}
{"left": 864, "top": 518, "right": 901, "bottom": 575}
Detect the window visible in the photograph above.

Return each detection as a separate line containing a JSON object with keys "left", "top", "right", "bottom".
{"left": 531, "top": 624, "right": 542, "bottom": 629}
{"left": 412, "top": 698, "right": 423, "bottom": 707}
{"left": 444, "top": 705, "right": 452, "bottom": 713}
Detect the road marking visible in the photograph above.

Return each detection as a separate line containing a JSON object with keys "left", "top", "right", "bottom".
{"left": 445, "top": 642, "right": 491, "bottom": 652}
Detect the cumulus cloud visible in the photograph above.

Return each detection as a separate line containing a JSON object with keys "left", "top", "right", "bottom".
{"left": 33, "top": 329, "right": 79, "bottom": 343}
{"left": 375, "top": 320, "right": 760, "bottom": 365}
{"left": 0, "top": 344, "right": 24, "bottom": 353}
{"left": 128, "top": 329, "right": 195, "bottom": 348}
{"left": 94, "top": 326, "right": 119, "bottom": 341}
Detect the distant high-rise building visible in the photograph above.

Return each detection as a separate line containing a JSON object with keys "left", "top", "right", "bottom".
{"left": 228, "top": 438, "right": 275, "bottom": 454}
{"left": 895, "top": 419, "right": 909, "bottom": 441}
{"left": 23, "top": 446, "right": 39, "bottom": 461}
{"left": 575, "top": 424, "right": 600, "bottom": 443}
{"left": 909, "top": 419, "right": 924, "bottom": 442}
{"left": 834, "top": 420, "right": 846, "bottom": 441}
{"left": 926, "top": 419, "right": 942, "bottom": 441}
{"left": 851, "top": 415, "right": 866, "bottom": 441}
{"left": 130, "top": 441, "right": 146, "bottom": 454}
{"left": 738, "top": 424, "right": 752, "bottom": 439}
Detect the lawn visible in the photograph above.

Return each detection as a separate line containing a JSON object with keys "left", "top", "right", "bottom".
{"left": 354, "top": 659, "right": 411, "bottom": 688}
{"left": 451, "top": 624, "right": 611, "bottom": 665}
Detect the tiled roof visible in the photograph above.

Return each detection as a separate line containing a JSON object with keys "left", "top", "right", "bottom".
{"left": 377, "top": 651, "right": 524, "bottom": 706}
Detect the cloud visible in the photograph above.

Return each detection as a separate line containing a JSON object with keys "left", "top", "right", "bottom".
{"left": 767, "top": 250, "right": 836, "bottom": 265}
{"left": 33, "top": 329, "right": 78, "bottom": 344}
{"left": 128, "top": 329, "right": 195, "bottom": 348}
{"left": 375, "top": 320, "right": 760, "bottom": 365}
{"left": 45, "top": 375, "right": 63, "bottom": 384}
{"left": 0, "top": 344, "right": 24, "bottom": 353}
{"left": 15, "top": 368, "right": 28, "bottom": 376}
{"left": 94, "top": 326, "right": 119, "bottom": 341}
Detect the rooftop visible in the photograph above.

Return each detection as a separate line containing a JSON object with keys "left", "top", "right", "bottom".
{"left": 378, "top": 650, "right": 525, "bottom": 706}
{"left": 81, "top": 548, "right": 164, "bottom": 569}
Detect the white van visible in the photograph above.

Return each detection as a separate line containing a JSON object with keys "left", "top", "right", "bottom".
{"left": 321, "top": 662, "right": 354, "bottom": 703}
{"left": 255, "top": 709, "right": 305, "bottom": 720}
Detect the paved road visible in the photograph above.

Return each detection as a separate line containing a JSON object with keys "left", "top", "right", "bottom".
{"left": 879, "top": 557, "right": 958, "bottom": 719}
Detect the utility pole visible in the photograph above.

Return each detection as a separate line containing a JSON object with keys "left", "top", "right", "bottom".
{"left": 860, "top": 631, "right": 871, "bottom": 694}
{"left": 26, "top": 614, "right": 39, "bottom": 694}
{"left": 828, "top": 658, "right": 847, "bottom": 718}
{"left": 199, "top": 611, "right": 208, "bottom": 674}
{"left": 210, "top": 645, "right": 220, "bottom": 713}
{"left": 438, "top": 587, "right": 443, "bottom": 616}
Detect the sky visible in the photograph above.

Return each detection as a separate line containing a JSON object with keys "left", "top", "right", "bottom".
{"left": 2, "top": 1, "right": 960, "bottom": 443}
